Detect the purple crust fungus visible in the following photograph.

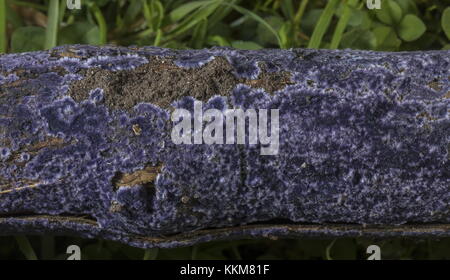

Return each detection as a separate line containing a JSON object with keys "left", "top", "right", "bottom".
{"left": 0, "top": 45, "right": 449, "bottom": 248}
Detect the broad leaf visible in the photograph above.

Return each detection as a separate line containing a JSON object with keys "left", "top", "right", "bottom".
{"left": 11, "top": 26, "right": 46, "bottom": 52}
{"left": 398, "top": 14, "right": 426, "bottom": 42}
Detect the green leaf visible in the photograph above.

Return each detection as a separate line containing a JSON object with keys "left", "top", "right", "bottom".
{"left": 11, "top": 26, "right": 46, "bottom": 52}
{"left": 257, "top": 16, "right": 284, "bottom": 46}
{"left": 442, "top": 7, "right": 450, "bottom": 40}
{"left": 207, "top": 35, "right": 230, "bottom": 47}
{"left": 341, "top": 28, "right": 376, "bottom": 50}
{"left": 59, "top": 22, "right": 100, "bottom": 45}
{"left": 208, "top": 0, "right": 239, "bottom": 28}
{"left": 169, "top": 0, "right": 212, "bottom": 22}
{"left": 88, "top": 3, "right": 108, "bottom": 45}
{"left": 222, "top": 2, "right": 282, "bottom": 48}
{"left": 231, "top": 40, "right": 263, "bottom": 50}
{"left": 395, "top": 0, "right": 419, "bottom": 15}
{"left": 347, "top": 9, "right": 364, "bottom": 27}
{"left": 398, "top": 14, "right": 426, "bottom": 42}
{"left": 142, "top": 0, "right": 154, "bottom": 31}
{"left": 308, "top": 0, "right": 340, "bottom": 49}
{"left": 154, "top": 28, "right": 163, "bottom": 46}
{"left": 190, "top": 19, "right": 208, "bottom": 49}
{"left": 278, "top": 22, "right": 293, "bottom": 48}
{"left": 360, "top": 10, "right": 373, "bottom": 29}
{"left": 302, "top": 9, "right": 323, "bottom": 34}
{"left": 151, "top": 0, "right": 165, "bottom": 30}
{"left": 375, "top": 0, "right": 402, "bottom": 25}
{"left": 280, "top": 0, "right": 294, "bottom": 20}
{"left": 166, "top": 1, "right": 220, "bottom": 39}
{"left": 123, "top": 0, "right": 143, "bottom": 25}
{"left": 373, "top": 26, "right": 401, "bottom": 51}
{"left": 330, "top": 0, "right": 360, "bottom": 49}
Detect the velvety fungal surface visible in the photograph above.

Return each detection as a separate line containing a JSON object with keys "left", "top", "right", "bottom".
{"left": 0, "top": 45, "right": 449, "bottom": 248}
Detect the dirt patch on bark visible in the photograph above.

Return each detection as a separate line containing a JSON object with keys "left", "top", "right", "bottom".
{"left": 67, "top": 56, "right": 293, "bottom": 110}
{"left": 112, "top": 164, "right": 162, "bottom": 190}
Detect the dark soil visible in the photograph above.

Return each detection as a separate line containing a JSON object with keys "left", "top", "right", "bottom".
{"left": 68, "top": 56, "right": 293, "bottom": 110}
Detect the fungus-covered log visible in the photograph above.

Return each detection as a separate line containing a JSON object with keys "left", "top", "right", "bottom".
{"left": 0, "top": 45, "right": 449, "bottom": 248}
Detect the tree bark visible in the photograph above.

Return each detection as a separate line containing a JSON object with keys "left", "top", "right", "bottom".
{"left": 0, "top": 45, "right": 449, "bottom": 248}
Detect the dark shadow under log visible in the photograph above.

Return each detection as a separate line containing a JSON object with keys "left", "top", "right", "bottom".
{"left": 0, "top": 45, "right": 449, "bottom": 248}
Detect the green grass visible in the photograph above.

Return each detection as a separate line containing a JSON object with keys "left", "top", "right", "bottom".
{"left": 44, "top": 0, "right": 59, "bottom": 49}
{"left": 308, "top": 0, "right": 340, "bottom": 48}
{"left": 88, "top": 2, "right": 108, "bottom": 45}
{"left": 3, "top": 236, "right": 450, "bottom": 260}
{"left": 330, "top": 0, "right": 360, "bottom": 49}
{"left": 0, "top": 0, "right": 449, "bottom": 260}
{"left": 2, "top": 0, "right": 448, "bottom": 52}
{"left": 0, "top": 0, "right": 6, "bottom": 53}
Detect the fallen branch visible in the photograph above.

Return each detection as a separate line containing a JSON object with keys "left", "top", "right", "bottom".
{"left": 0, "top": 45, "right": 449, "bottom": 248}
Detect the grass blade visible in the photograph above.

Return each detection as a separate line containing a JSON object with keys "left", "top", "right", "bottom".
{"left": 190, "top": 18, "right": 208, "bottom": 48}
{"left": 154, "top": 28, "right": 162, "bottom": 46}
{"left": 169, "top": 0, "right": 212, "bottom": 22}
{"left": 59, "top": 0, "right": 66, "bottom": 24}
{"left": 307, "top": 0, "right": 339, "bottom": 49}
{"left": 330, "top": 0, "right": 359, "bottom": 49}
{"left": 208, "top": 0, "right": 240, "bottom": 29}
{"left": 89, "top": 3, "right": 108, "bottom": 45}
{"left": 0, "top": 0, "right": 6, "bottom": 53}
{"left": 142, "top": 0, "right": 154, "bottom": 31}
{"left": 15, "top": 236, "right": 38, "bottom": 260}
{"left": 44, "top": 0, "right": 59, "bottom": 49}
{"left": 221, "top": 2, "right": 282, "bottom": 48}
{"left": 165, "top": 0, "right": 220, "bottom": 40}
{"left": 325, "top": 239, "right": 337, "bottom": 260}
{"left": 280, "top": 0, "right": 294, "bottom": 20}
{"left": 294, "top": 0, "right": 309, "bottom": 26}
{"left": 151, "top": 0, "right": 165, "bottom": 30}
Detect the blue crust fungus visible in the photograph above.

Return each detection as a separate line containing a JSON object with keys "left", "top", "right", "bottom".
{"left": 0, "top": 45, "right": 449, "bottom": 248}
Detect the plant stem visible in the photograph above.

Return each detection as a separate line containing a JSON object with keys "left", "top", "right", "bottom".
{"left": 325, "top": 239, "right": 337, "bottom": 260}
{"left": 308, "top": 0, "right": 339, "bottom": 49}
{"left": 89, "top": 3, "right": 108, "bottom": 45}
{"left": 293, "top": 0, "right": 309, "bottom": 26}
{"left": 330, "top": 0, "right": 359, "bottom": 49}
{"left": 44, "top": 0, "right": 59, "bottom": 49}
{"left": 0, "top": 0, "right": 6, "bottom": 53}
